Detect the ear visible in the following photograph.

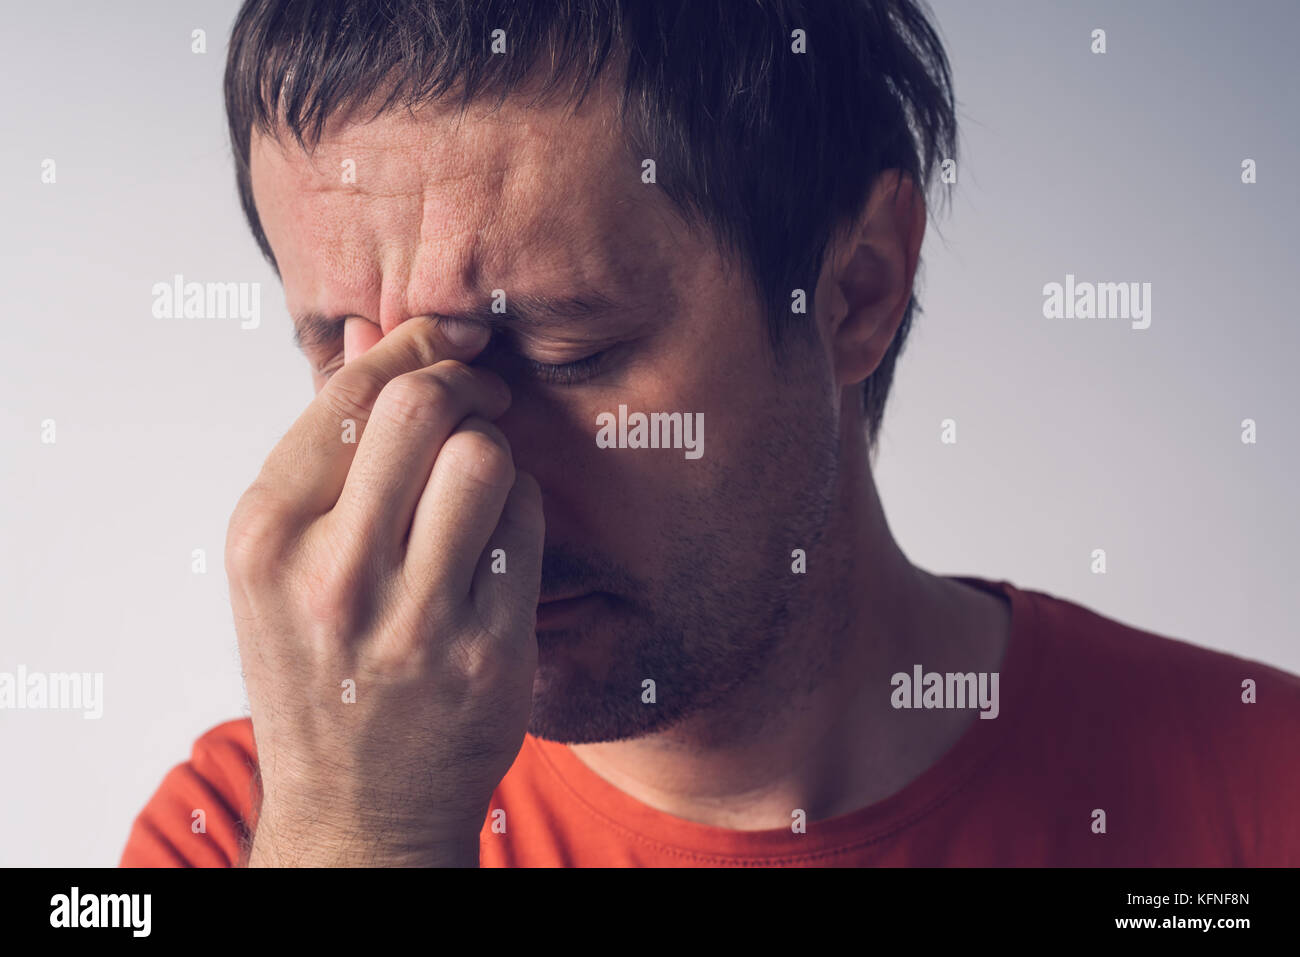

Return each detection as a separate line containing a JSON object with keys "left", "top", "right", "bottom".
{"left": 817, "top": 171, "right": 926, "bottom": 390}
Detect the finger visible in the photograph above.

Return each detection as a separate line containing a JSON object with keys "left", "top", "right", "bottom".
{"left": 471, "top": 470, "right": 545, "bottom": 642}
{"left": 405, "top": 415, "right": 516, "bottom": 605}
{"left": 258, "top": 316, "right": 491, "bottom": 520}
{"left": 328, "top": 361, "right": 512, "bottom": 556}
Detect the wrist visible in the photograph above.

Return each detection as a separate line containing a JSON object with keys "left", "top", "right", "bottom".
{"left": 248, "top": 801, "right": 482, "bottom": 867}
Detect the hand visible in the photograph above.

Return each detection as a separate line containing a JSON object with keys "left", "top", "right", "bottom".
{"left": 225, "top": 317, "right": 544, "bottom": 866}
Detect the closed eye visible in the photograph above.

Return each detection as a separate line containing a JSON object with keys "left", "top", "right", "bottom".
{"left": 310, "top": 328, "right": 615, "bottom": 386}
{"left": 521, "top": 350, "right": 609, "bottom": 386}
{"left": 480, "top": 328, "right": 614, "bottom": 386}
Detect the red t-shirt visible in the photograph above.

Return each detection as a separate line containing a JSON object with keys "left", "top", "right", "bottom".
{"left": 119, "top": 577, "right": 1300, "bottom": 866}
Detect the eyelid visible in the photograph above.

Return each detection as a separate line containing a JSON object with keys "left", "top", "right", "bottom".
{"left": 310, "top": 317, "right": 375, "bottom": 379}
{"left": 314, "top": 333, "right": 347, "bottom": 379}
{"left": 527, "top": 349, "right": 608, "bottom": 382}
{"left": 316, "top": 353, "right": 344, "bottom": 380}
{"left": 306, "top": 326, "right": 619, "bottom": 384}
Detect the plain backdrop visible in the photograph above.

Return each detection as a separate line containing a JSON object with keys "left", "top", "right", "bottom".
{"left": 2, "top": 0, "right": 1296, "bottom": 866}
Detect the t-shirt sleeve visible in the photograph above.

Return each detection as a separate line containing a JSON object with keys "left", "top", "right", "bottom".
{"left": 119, "top": 718, "right": 259, "bottom": 868}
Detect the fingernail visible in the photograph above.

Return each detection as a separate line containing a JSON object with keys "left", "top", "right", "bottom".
{"left": 438, "top": 317, "right": 491, "bottom": 350}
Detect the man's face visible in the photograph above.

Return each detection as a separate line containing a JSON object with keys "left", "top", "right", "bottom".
{"left": 249, "top": 80, "right": 843, "bottom": 744}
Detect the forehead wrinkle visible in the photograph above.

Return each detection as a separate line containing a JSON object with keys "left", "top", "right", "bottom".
{"left": 468, "top": 181, "right": 657, "bottom": 306}
{"left": 277, "top": 109, "right": 519, "bottom": 197}
{"left": 398, "top": 173, "right": 514, "bottom": 329}
{"left": 263, "top": 82, "right": 701, "bottom": 336}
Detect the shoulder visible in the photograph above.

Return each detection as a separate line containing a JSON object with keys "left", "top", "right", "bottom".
{"left": 119, "top": 718, "right": 258, "bottom": 867}
{"left": 1019, "top": 583, "right": 1300, "bottom": 723}
{"left": 1003, "top": 582, "right": 1300, "bottom": 863}
{"left": 190, "top": 717, "right": 258, "bottom": 769}
{"left": 174, "top": 717, "right": 260, "bottom": 804}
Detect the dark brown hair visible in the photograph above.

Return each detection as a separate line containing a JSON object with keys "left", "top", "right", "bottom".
{"left": 225, "top": 0, "right": 958, "bottom": 447}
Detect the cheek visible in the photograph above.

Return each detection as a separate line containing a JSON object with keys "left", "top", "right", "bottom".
{"left": 498, "top": 389, "right": 608, "bottom": 486}
{"left": 343, "top": 317, "right": 383, "bottom": 362}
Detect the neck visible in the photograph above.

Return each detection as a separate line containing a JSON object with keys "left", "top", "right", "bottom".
{"left": 567, "top": 416, "right": 1012, "bottom": 830}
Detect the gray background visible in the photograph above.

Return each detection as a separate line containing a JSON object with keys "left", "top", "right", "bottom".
{"left": 1, "top": 1, "right": 1296, "bottom": 866}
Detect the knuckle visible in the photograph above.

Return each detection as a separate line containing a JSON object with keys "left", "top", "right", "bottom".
{"left": 361, "top": 599, "right": 457, "bottom": 676}
{"left": 298, "top": 545, "right": 367, "bottom": 629}
{"left": 440, "top": 427, "right": 515, "bottom": 491}
{"left": 225, "top": 486, "right": 290, "bottom": 578}
{"left": 446, "top": 634, "right": 507, "bottom": 685}
{"left": 436, "top": 359, "right": 507, "bottom": 407}
{"left": 428, "top": 358, "right": 475, "bottom": 386}
{"left": 321, "top": 365, "right": 386, "bottom": 425}
{"left": 391, "top": 315, "right": 442, "bottom": 367}
{"left": 398, "top": 563, "right": 460, "bottom": 617}
{"left": 373, "top": 371, "right": 452, "bottom": 427}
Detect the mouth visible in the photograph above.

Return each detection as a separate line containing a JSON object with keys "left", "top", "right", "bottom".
{"left": 535, "top": 591, "right": 602, "bottom": 629}
{"left": 539, "top": 590, "right": 593, "bottom": 604}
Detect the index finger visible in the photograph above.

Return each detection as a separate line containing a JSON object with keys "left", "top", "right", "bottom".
{"left": 256, "top": 316, "right": 492, "bottom": 520}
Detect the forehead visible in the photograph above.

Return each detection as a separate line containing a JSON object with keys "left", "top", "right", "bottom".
{"left": 249, "top": 82, "right": 699, "bottom": 326}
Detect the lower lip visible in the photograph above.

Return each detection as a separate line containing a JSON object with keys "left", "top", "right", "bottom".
{"left": 536, "top": 593, "right": 601, "bottom": 629}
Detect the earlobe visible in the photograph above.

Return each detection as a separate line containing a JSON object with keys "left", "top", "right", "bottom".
{"left": 826, "top": 171, "right": 925, "bottom": 389}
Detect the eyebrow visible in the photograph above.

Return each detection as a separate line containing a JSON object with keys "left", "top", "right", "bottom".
{"left": 291, "top": 290, "right": 629, "bottom": 351}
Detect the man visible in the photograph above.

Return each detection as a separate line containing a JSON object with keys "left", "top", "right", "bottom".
{"left": 121, "top": 0, "right": 1299, "bottom": 867}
